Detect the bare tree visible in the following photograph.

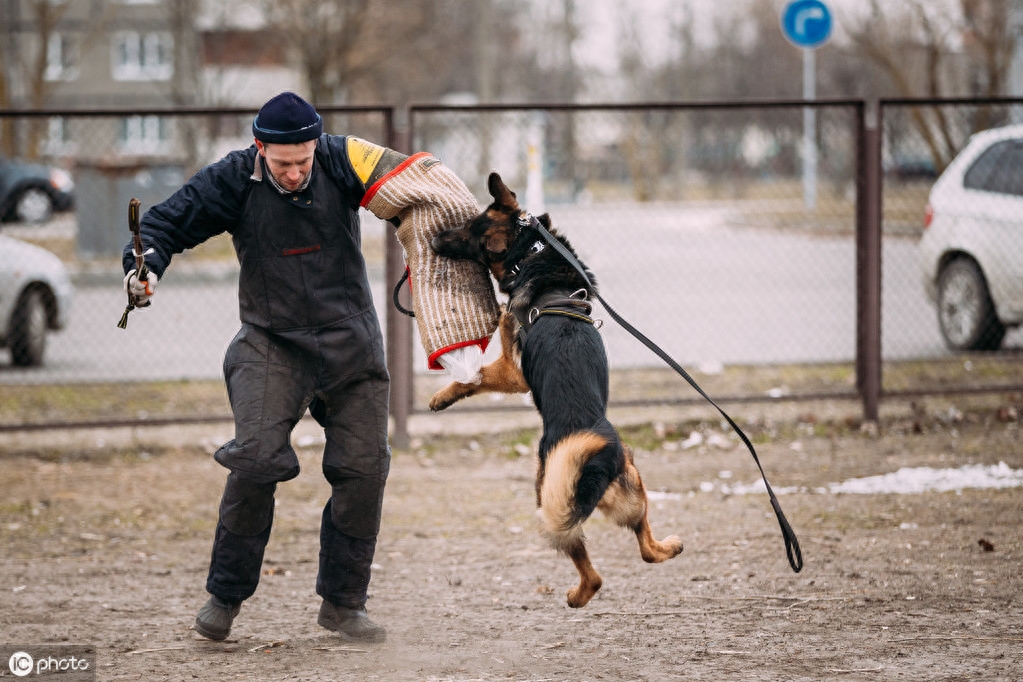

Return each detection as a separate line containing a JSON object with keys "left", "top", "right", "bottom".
{"left": 0, "top": 1, "right": 71, "bottom": 156}
{"left": 0, "top": 1, "right": 118, "bottom": 157}
{"left": 256, "top": 0, "right": 372, "bottom": 104}
{"left": 959, "top": 0, "right": 1017, "bottom": 133}
{"left": 846, "top": 0, "right": 1017, "bottom": 169}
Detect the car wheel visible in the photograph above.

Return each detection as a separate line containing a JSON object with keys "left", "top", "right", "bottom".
{"left": 10, "top": 288, "right": 48, "bottom": 366}
{"left": 936, "top": 258, "right": 1006, "bottom": 351}
{"left": 14, "top": 187, "right": 54, "bottom": 223}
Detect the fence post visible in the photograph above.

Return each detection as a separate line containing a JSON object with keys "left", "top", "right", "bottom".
{"left": 385, "top": 108, "right": 413, "bottom": 448}
{"left": 856, "top": 101, "right": 882, "bottom": 423}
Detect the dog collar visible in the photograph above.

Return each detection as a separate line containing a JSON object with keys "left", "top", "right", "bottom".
{"left": 508, "top": 239, "right": 546, "bottom": 276}
{"left": 507, "top": 213, "right": 547, "bottom": 277}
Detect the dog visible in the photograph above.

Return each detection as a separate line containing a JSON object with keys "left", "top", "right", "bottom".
{"left": 429, "top": 172, "right": 683, "bottom": 608}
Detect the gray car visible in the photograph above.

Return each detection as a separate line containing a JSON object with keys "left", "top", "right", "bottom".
{"left": 0, "top": 234, "right": 73, "bottom": 366}
{"left": 0, "top": 156, "right": 76, "bottom": 223}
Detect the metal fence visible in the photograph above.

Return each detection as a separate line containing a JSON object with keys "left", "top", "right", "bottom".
{"left": 402, "top": 101, "right": 868, "bottom": 420}
{"left": 1, "top": 99, "right": 1021, "bottom": 442}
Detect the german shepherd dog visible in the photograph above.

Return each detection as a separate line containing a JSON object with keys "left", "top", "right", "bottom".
{"left": 429, "top": 172, "right": 683, "bottom": 608}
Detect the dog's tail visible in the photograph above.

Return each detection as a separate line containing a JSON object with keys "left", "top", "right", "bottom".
{"left": 538, "top": 431, "right": 609, "bottom": 551}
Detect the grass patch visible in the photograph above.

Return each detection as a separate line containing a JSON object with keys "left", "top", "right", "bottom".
{"left": 0, "top": 379, "right": 229, "bottom": 425}
{"left": 2, "top": 360, "right": 1020, "bottom": 429}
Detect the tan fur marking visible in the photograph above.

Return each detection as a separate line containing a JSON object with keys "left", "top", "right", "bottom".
{"left": 537, "top": 431, "right": 607, "bottom": 537}
{"left": 428, "top": 311, "right": 528, "bottom": 411}
{"left": 601, "top": 446, "right": 684, "bottom": 563}
{"left": 483, "top": 228, "right": 509, "bottom": 256}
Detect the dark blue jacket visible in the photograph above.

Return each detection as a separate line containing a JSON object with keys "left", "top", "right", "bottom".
{"left": 121, "top": 134, "right": 366, "bottom": 280}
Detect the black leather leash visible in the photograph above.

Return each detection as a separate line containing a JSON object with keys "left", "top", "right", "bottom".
{"left": 520, "top": 214, "right": 803, "bottom": 573}
{"left": 393, "top": 268, "right": 416, "bottom": 317}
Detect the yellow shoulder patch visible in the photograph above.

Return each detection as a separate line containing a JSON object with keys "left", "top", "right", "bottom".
{"left": 347, "top": 137, "right": 386, "bottom": 184}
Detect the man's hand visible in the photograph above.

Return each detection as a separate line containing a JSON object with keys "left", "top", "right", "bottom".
{"left": 123, "top": 269, "right": 158, "bottom": 307}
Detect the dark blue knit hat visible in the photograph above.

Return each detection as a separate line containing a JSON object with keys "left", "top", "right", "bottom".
{"left": 252, "top": 92, "right": 323, "bottom": 143}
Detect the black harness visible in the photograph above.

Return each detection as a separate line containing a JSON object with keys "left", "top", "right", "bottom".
{"left": 516, "top": 288, "right": 598, "bottom": 330}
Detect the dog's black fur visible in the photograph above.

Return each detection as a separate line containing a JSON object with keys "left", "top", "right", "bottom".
{"left": 429, "top": 172, "right": 683, "bottom": 608}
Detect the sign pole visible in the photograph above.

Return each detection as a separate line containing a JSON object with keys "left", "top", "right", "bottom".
{"left": 803, "top": 47, "right": 817, "bottom": 210}
{"left": 781, "top": 0, "right": 832, "bottom": 212}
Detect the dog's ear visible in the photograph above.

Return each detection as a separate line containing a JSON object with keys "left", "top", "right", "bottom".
{"left": 537, "top": 213, "right": 552, "bottom": 228}
{"left": 487, "top": 172, "right": 518, "bottom": 209}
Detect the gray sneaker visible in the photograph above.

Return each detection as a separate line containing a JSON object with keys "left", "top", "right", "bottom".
{"left": 317, "top": 601, "right": 386, "bottom": 642}
{"left": 194, "top": 596, "right": 241, "bottom": 641}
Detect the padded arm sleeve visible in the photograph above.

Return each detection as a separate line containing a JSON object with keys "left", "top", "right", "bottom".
{"left": 362, "top": 153, "right": 500, "bottom": 369}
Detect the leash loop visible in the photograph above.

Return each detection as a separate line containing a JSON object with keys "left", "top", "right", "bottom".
{"left": 524, "top": 213, "right": 803, "bottom": 573}
{"left": 392, "top": 267, "right": 416, "bottom": 317}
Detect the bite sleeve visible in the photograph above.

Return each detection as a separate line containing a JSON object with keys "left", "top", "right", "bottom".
{"left": 363, "top": 154, "right": 500, "bottom": 369}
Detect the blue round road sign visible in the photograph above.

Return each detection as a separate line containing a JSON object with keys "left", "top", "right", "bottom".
{"left": 781, "top": 0, "right": 832, "bottom": 49}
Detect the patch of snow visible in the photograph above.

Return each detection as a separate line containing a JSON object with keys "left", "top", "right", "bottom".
{"left": 710, "top": 462, "right": 1023, "bottom": 496}
{"left": 826, "top": 462, "right": 1023, "bottom": 495}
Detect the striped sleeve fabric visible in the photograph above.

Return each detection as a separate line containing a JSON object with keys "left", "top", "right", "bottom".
{"left": 363, "top": 154, "right": 500, "bottom": 369}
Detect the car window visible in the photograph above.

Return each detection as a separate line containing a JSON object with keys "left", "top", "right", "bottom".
{"left": 963, "top": 139, "right": 1023, "bottom": 195}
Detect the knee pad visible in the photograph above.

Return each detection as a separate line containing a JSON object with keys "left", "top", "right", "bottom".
{"left": 326, "top": 475, "right": 387, "bottom": 540}
{"left": 219, "top": 473, "right": 277, "bottom": 536}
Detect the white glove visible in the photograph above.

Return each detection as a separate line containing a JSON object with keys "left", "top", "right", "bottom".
{"left": 123, "top": 269, "right": 158, "bottom": 307}
{"left": 437, "top": 345, "right": 483, "bottom": 385}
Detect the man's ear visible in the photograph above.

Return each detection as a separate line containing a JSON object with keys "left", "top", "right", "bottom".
{"left": 255, "top": 139, "right": 266, "bottom": 155}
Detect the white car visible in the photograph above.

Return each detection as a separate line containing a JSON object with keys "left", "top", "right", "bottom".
{"left": 0, "top": 234, "right": 73, "bottom": 366}
{"left": 919, "top": 123, "right": 1023, "bottom": 351}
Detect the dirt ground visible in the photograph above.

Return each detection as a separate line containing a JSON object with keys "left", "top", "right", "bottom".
{"left": 1, "top": 396, "right": 1021, "bottom": 681}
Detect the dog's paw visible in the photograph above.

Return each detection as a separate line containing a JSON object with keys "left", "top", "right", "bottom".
{"left": 428, "top": 395, "right": 453, "bottom": 412}
{"left": 664, "top": 535, "right": 684, "bottom": 558}
{"left": 566, "top": 579, "right": 602, "bottom": 608}
{"left": 640, "top": 535, "right": 684, "bottom": 563}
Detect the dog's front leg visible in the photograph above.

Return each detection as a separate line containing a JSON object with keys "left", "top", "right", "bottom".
{"left": 429, "top": 311, "right": 529, "bottom": 411}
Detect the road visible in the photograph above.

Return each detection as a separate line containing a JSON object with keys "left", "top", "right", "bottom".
{"left": 2, "top": 203, "right": 1020, "bottom": 385}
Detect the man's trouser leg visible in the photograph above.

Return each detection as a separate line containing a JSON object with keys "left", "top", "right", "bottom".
{"left": 317, "top": 501, "right": 379, "bottom": 608}
{"left": 206, "top": 324, "right": 308, "bottom": 602}
{"left": 316, "top": 368, "right": 391, "bottom": 608}
{"left": 206, "top": 472, "right": 277, "bottom": 602}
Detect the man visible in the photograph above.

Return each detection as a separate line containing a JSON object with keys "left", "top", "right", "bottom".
{"left": 122, "top": 92, "right": 498, "bottom": 642}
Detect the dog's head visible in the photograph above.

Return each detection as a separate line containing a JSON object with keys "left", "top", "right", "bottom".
{"left": 431, "top": 172, "right": 531, "bottom": 283}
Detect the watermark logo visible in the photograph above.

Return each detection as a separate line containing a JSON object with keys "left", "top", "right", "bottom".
{"left": 2, "top": 646, "right": 94, "bottom": 680}
{"left": 8, "top": 651, "right": 33, "bottom": 677}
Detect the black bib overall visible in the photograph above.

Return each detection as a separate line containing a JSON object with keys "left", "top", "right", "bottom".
{"left": 206, "top": 160, "right": 390, "bottom": 609}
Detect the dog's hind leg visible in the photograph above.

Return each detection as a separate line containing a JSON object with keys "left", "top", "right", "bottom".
{"left": 429, "top": 311, "right": 529, "bottom": 411}
{"left": 598, "top": 446, "right": 684, "bottom": 563}
{"left": 560, "top": 532, "right": 603, "bottom": 608}
{"left": 538, "top": 432, "right": 611, "bottom": 607}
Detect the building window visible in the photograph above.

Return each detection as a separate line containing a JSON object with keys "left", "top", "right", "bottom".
{"left": 118, "top": 115, "right": 171, "bottom": 153}
{"left": 42, "top": 117, "right": 77, "bottom": 155}
{"left": 45, "top": 33, "right": 79, "bottom": 81}
{"left": 111, "top": 31, "right": 174, "bottom": 81}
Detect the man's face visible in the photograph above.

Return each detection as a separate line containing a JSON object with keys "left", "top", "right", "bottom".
{"left": 256, "top": 139, "right": 316, "bottom": 192}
